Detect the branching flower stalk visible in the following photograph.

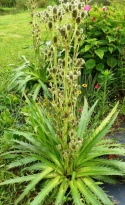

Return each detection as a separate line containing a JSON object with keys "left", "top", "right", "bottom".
{"left": 27, "top": 0, "right": 41, "bottom": 70}
{"left": 63, "top": 47, "right": 69, "bottom": 148}
{"left": 37, "top": 0, "right": 87, "bottom": 172}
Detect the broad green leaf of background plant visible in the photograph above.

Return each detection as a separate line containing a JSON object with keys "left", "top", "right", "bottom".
{"left": 95, "top": 49, "right": 104, "bottom": 59}
{"left": 107, "top": 57, "right": 117, "bottom": 68}
{"left": 108, "top": 47, "right": 114, "bottom": 53}
{"left": 85, "top": 44, "right": 92, "bottom": 52}
{"left": 107, "top": 35, "right": 116, "bottom": 43}
{"left": 96, "top": 63, "right": 104, "bottom": 71}
{"left": 85, "top": 59, "right": 96, "bottom": 70}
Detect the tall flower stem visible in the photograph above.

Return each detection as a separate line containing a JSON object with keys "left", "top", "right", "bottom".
{"left": 102, "top": 80, "right": 107, "bottom": 115}
{"left": 63, "top": 47, "right": 69, "bottom": 149}
{"left": 73, "top": 23, "right": 78, "bottom": 60}
{"left": 53, "top": 46, "right": 58, "bottom": 100}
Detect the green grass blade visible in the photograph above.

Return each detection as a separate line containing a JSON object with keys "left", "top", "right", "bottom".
{"left": 76, "top": 166, "right": 124, "bottom": 177}
{"left": 32, "top": 83, "right": 41, "bottom": 101}
{"left": 30, "top": 176, "right": 62, "bottom": 205}
{"left": 15, "top": 167, "right": 53, "bottom": 205}
{"left": 92, "top": 158, "right": 125, "bottom": 170}
{"left": 77, "top": 98, "right": 98, "bottom": 139}
{"left": 82, "top": 177, "right": 113, "bottom": 204}
{"left": 76, "top": 178, "right": 102, "bottom": 205}
{"left": 38, "top": 79, "right": 50, "bottom": 97}
{"left": 24, "top": 96, "right": 57, "bottom": 143}
{"left": 34, "top": 103, "right": 56, "bottom": 140}
{"left": 0, "top": 174, "right": 39, "bottom": 185}
{"left": 77, "top": 146, "right": 125, "bottom": 167}
{"left": 9, "top": 130, "right": 41, "bottom": 147}
{"left": 11, "top": 140, "right": 40, "bottom": 154}
{"left": 55, "top": 178, "right": 68, "bottom": 205}
{"left": 69, "top": 180, "right": 83, "bottom": 205}
{"left": 79, "top": 158, "right": 125, "bottom": 173}
{"left": 78, "top": 111, "right": 118, "bottom": 164}
{"left": 7, "top": 156, "right": 38, "bottom": 169}
{"left": 93, "top": 175, "right": 118, "bottom": 184}
{"left": 22, "top": 162, "right": 45, "bottom": 171}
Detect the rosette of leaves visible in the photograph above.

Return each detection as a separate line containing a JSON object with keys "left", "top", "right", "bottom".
{"left": 9, "top": 0, "right": 51, "bottom": 100}
{"left": 9, "top": 56, "right": 50, "bottom": 100}
{"left": 1, "top": 99, "right": 125, "bottom": 205}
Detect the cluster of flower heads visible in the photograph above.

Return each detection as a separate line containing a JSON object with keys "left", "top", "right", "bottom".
{"left": 43, "top": 0, "right": 88, "bottom": 150}
{"left": 27, "top": 0, "right": 42, "bottom": 50}
{"left": 28, "top": 0, "right": 90, "bottom": 152}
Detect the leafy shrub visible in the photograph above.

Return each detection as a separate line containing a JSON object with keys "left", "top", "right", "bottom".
{"left": 15, "top": 0, "right": 27, "bottom": 10}
{"left": 9, "top": 55, "right": 50, "bottom": 101}
{"left": 0, "top": 0, "right": 15, "bottom": 7}
{"left": 37, "top": 0, "right": 59, "bottom": 8}
{"left": 91, "top": 0, "right": 110, "bottom": 5}
{"left": 79, "top": 4, "right": 125, "bottom": 102}
{"left": 37, "top": 0, "right": 46, "bottom": 8}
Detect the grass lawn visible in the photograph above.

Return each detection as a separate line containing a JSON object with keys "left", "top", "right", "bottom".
{"left": 0, "top": 11, "right": 38, "bottom": 92}
{"left": 0, "top": 12, "right": 33, "bottom": 73}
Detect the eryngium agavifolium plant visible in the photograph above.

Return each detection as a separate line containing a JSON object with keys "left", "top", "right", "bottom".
{"left": 1, "top": 0, "right": 125, "bottom": 204}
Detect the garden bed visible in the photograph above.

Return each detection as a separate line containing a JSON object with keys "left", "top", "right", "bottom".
{"left": 103, "top": 183, "right": 125, "bottom": 205}
{"left": 104, "top": 129, "right": 125, "bottom": 205}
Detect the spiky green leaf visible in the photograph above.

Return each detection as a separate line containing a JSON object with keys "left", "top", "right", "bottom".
{"left": 82, "top": 177, "right": 114, "bottom": 204}
{"left": 30, "top": 176, "right": 62, "bottom": 205}
{"left": 55, "top": 178, "right": 68, "bottom": 205}
{"left": 78, "top": 104, "right": 118, "bottom": 163}
{"left": 77, "top": 179, "right": 103, "bottom": 205}
{"left": 0, "top": 174, "right": 40, "bottom": 186}
{"left": 77, "top": 98, "right": 98, "bottom": 138}
{"left": 7, "top": 156, "right": 38, "bottom": 169}
{"left": 70, "top": 180, "right": 83, "bottom": 205}
{"left": 15, "top": 167, "right": 53, "bottom": 205}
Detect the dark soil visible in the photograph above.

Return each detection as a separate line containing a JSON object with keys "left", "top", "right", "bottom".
{"left": 104, "top": 113, "right": 125, "bottom": 205}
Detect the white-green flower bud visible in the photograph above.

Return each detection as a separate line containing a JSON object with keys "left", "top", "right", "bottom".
{"left": 78, "top": 37, "right": 82, "bottom": 42}
{"left": 78, "top": 3, "right": 82, "bottom": 10}
{"left": 53, "top": 6, "right": 57, "bottom": 14}
{"left": 81, "top": 11, "right": 85, "bottom": 18}
{"left": 72, "top": 9, "right": 77, "bottom": 18}
{"left": 48, "top": 21, "right": 53, "bottom": 29}
{"left": 52, "top": 67, "right": 57, "bottom": 74}
{"left": 77, "top": 71, "right": 81, "bottom": 76}
{"left": 69, "top": 4, "right": 72, "bottom": 11}
{"left": 47, "top": 6, "right": 52, "bottom": 11}
{"left": 73, "top": 75, "right": 77, "bottom": 80}
{"left": 58, "top": 58, "right": 63, "bottom": 65}
{"left": 76, "top": 29, "right": 80, "bottom": 36}
{"left": 76, "top": 16, "right": 81, "bottom": 24}
{"left": 69, "top": 71, "right": 73, "bottom": 76}
{"left": 59, "top": 28, "right": 66, "bottom": 37}
{"left": 67, "top": 24, "right": 72, "bottom": 31}
{"left": 53, "top": 36, "right": 58, "bottom": 44}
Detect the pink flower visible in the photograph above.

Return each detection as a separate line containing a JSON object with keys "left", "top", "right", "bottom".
{"left": 84, "top": 5, "right": 91, "bottom": 12}
{"left": 94, "top": 83, "right": 100, "bottom": 89}
{"left": 78, "top": 107, "right": 82, "bottom": 113}
{"left": 102, "top": 6, "right": 107, "bottom": 12}
{"left": 92, "top": 17, "right": 96, "bottom": 22}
